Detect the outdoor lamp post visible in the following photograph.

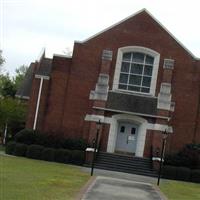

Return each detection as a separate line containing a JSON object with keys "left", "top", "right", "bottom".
{"left": 91, "top": 120, "right": 101, "bottom": 176}
{"left": 157, "top": 127, "right": 171, "bottom": 186}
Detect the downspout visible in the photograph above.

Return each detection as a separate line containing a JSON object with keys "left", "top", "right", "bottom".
{"left": 33, "top": 77, "right": 44, "bottom": 130}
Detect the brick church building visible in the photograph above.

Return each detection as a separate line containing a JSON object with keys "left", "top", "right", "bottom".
{"left": 17, "top": 9, "right": 200, "bottom": 159}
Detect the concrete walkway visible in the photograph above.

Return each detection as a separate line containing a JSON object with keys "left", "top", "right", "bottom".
{"left": 81, "top": 167, "right": 158, "bottom": 184}
{"left": 81, "top": 176, "right": 166, "bottom": 200}
{"left": 79, "top": 168, "right": 167, "bottom": 200}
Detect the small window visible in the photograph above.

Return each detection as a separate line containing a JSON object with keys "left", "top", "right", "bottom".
{"left": 120, "top": 126, "right": 125, "bottom": 133}
{"left": 131, "top": 128, "right": 136, "bottom": 135}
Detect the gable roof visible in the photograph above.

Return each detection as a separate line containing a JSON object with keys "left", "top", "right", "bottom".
{"left": 80, "top": 9, "right": 199, "bottom": 60}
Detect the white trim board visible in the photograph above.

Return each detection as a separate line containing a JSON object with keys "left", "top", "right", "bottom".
{"left": 79, "top": 9, "right": 198, "bottom": 60}
{"left": 35, "top": 74, "right": 50, "bottom": 80}
{"left": 85, "top": 114, "right": 172, "bottom": 132}
{"left": 93, "top": 106, "right": 170, "bottom": 120}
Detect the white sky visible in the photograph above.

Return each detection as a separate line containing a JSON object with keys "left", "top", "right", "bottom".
{"left": 1, "top": 0, "right": 200, "bottom": 75}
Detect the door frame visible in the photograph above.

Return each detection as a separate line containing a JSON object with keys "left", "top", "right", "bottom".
{"left": 106, "top": 114, "right": 148, "bottom": 157}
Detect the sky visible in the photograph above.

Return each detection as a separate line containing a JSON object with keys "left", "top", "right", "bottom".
{"left": 1, "top": 0, "right": 200, "bottom": 75}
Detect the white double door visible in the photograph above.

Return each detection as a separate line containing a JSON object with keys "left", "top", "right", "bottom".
{"left": 115, "top": 122, "right": 138, "bottom": 154}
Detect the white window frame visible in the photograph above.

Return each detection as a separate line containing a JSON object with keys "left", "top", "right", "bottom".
{"left": 112, "top": 46, "right": 160, "bottom": 96}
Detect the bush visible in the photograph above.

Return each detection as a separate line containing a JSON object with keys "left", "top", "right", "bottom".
{"left": 176, "top": 167, "right": 191, "bottom": 181}
{"left": 190, "top": 169, "right": 200, "bottom": 183}
{"left": 162, "top": 165, "right": 177, "bottom": 179}
{"left": 62, "top": 138, "right": 87, "bottom": 150}
{"left": 41, "top": 148, "right": 55, "bottom": 162}
{"left": 5, "top": 141, "right": 16, "bottom": 155}
{"left": 164, "top": 143, "right": 200, "bottom": 169}
{"left": 26, "top": 145, "right": 44, "bottom": 159}
{"left": 54, "top": 149, "right": 71, "bottom": 163}
{"left": 14, "top": 129, "right": 36, "bottom": 145}
{"left": 71, "top": 150, "right": 85, "bottom": 165}
{"left": 13, "top": 143, "right": 27, "bottom": 157}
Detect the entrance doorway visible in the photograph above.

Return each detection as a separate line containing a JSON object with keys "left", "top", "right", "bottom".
{"left": 115, "top": 122, "right": 138, "bottom": 154}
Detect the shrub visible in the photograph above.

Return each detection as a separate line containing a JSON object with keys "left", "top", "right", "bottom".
{"left": 176, "top": 167, "right": 191, "bottom": 181}
{"left": 13, "top": 143, "right": 27, "bottom": 157}
{"left": 5, "top": 141, "right": 16, "bottom": 155}
{"left": 62, "top": 138, "right": 87, "bottom": 150}
{"left": 54, "top": 149, "right": 71, "bottom": 163}
{"left": 71, "top": 150, "right": 85, "bottom": 165}
{"left": 190, "top": 169, "right": 200, "bottom": 183}
{"left": 14, "top": 129, "right": 36, "bottom": 145}
{"left": 164, "top": 143, "right": 200, "bottom": 169}
{"left": 41, "top": 148, "right": 55, "bottom": 162}
{"left": 26, "top": 145, "right": 44, "bottom": 159}
{"left": 162, "top": 165, "right": 177, "bottom": 179}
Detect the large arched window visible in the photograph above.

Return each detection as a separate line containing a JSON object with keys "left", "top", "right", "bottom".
{"left": 113, "top": 46, "right": 160, "bottom": 96}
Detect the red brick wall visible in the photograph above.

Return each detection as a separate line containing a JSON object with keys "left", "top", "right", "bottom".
{"left": 42, "top": 56, "right": 71, "bottom": 136}
{"left": 27, "top": 11, "right": 200, "bottom": 154}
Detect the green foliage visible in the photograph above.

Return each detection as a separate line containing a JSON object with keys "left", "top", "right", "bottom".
{"left": 41, "top": 148, "right": 55, "bottom": 161}
{"left": 62, "top": 138, "right": 88, "bottom": 150}
{"left": 54, "top": 149, "right": 71, "bottom": 163}
{"left": 71, "top": 150, "right": 85, "bottom": 165}
{"left": 0, "top": 98, "right": 27, "bottom": 139}
{"left": 14, "top": 129, "right": 88, "bottom": 150}
{"left": 190, "top": 169, "right": 200, "bottom": 183}
{"left": 0, "top": 74, "right": 16, "bottom": 97}
{"left": 26, "top": 145, "right": 44, "bottom": 159}
{"left": 13, "top": 143, "right": 27, "bottom": 157}
{"left": 5, "top": 141, "right": 16, "bottom": 155}
{"left": 14, "top": 65, "right": 28, "bottom": 91}
{"left": 162, "top": 165, "right": 177, "bottom": 179}
{"left": 14, "top": 129, "right": 37, "bottom": 145}
{"left": 176, "top": 167, "right": 191, "bottom": 181}
{"left": 0, "top": 50, "right": 5, "bottom": 73}
{"left": 164, "top": 143, "right": 200, "bottom": 169}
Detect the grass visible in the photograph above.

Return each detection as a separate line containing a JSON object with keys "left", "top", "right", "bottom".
{"left": 0, "top": 155, "right": 90, "bottom": 200}
{"left": 160, "top": 180, "right": 200, "bottom": 200}
{"left": 0, "top": 145, "right": 5, "bottom": 152}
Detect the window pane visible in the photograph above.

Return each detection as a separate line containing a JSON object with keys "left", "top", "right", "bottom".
{"left": 120, "top": 126, "right": 125, "bottom": 133}
{"left": 129, "top": 75, "right": 142, "bottom": 86}
{"left": 128, "top": 85, "right": 140, "bottom": 91}
{"left": 121, "top": 62, "right": 130, "bottom": 73}
{"left": 130, "top": 63, "right": 143, "bottom": 74}
{"left": 132, "top": 53, "right": 144, "bottom": 63}
{"left": 145, "top": 55, "right": 154, "bottom": 65}
{"left": 119, "top": 84, "right": 127, "bottom": 90}
{"left": 119, "top": 73, "right": 128, "bottom": 84}
{"left": 141, "top": 87, "right": 150, "bottom": 93}
{"left": 144, "top": 65, "right": 153, "bottom": 76}
{"left": 122, "top": 53, "right": 131, "bottom": 61}
{"left": 131, "top": 128, "right": 136, "bottom": 135}
{"left": 142, "top": 76, "right": 151, "bottom": 87}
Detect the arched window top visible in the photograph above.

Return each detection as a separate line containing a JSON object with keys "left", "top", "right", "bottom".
{"left": 113, "top": 46, "right": 160, "bottom": 96}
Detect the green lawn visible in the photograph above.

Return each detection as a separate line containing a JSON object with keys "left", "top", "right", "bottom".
{"left": 0, "top": 145, "right": 5, "bottom": 152}
{"left": 0, "top": 155, "right": 90, "bottom": 200}
{"left": 160, "top": 180, "right": 200, "bottom": 200}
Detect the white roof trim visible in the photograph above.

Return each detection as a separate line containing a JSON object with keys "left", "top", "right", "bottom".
{"left": 81, "top": 8, "right": 199, "bottom": 60}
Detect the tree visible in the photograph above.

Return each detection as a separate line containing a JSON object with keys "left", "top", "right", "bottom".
{"left": 0, "top": 97, "right": 27, "bottom": 143}
{"left": 0, "top": 64, "right": 28, "bottom": 143}
{"left": 14, "top": 65, "right": 28, "bottom": 91}
{"left": 0, "top": 50, "right": 5, "bottom": 74}
{"left": 0, "top": 74, "right": 16, "bottom": 98}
